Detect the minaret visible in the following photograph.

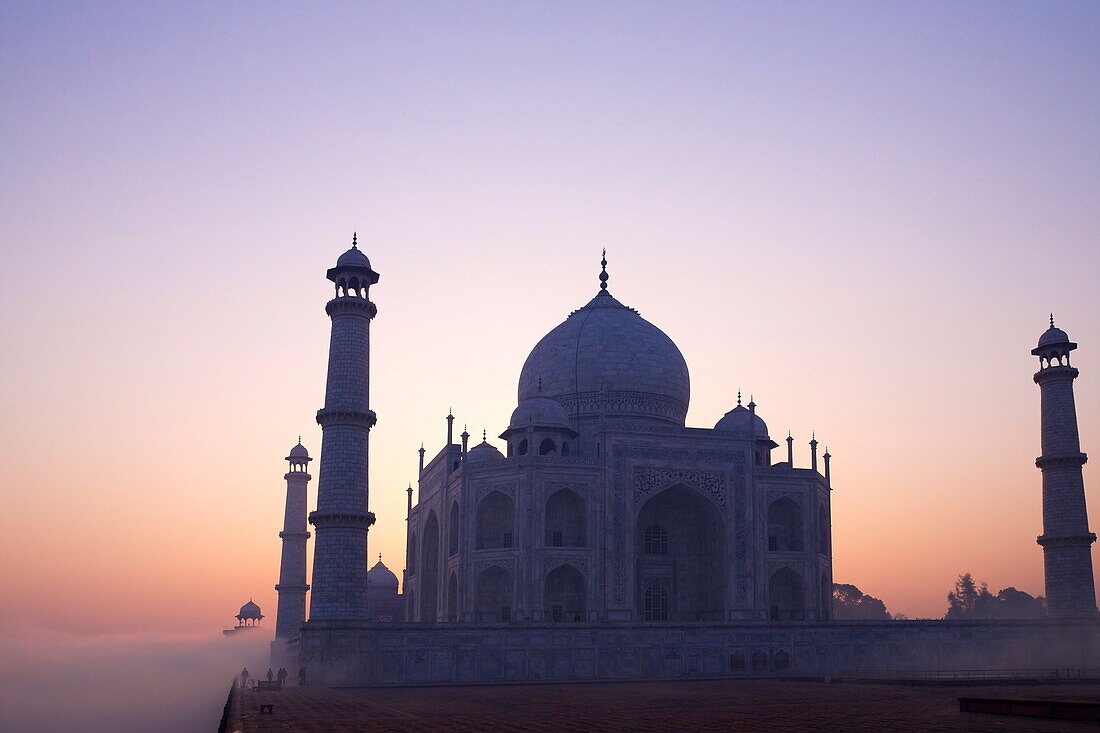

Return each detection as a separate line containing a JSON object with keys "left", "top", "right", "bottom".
{"left": 1032, "top": 316, "right": 1097, "bottom": 617}
{"left": 810, "top": 432, "right": 819, "bottom": 473}
{"left": 307, "top": 234, "right": 380, "bottom": 620}
{"left": 275, "top": 440, "right": 311, "bottom": 639}
{"left": 786, "top": 432, "right": 794, "bottom": 466}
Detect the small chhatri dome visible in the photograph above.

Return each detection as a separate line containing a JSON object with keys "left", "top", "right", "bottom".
{"left": 288, "top": 440, "right": 309, "bottom": 459}
{"left": 466, "top": 440, "right": 505, "bottom": 463}
{"left": 508, "top": 396, "right": 573, "bottom": 432}
{"left": 336, "top": 232, "right": 372, "bottom": 268}
{"left": 367, "top": 557, "right": 399, "bottom": 589}
{"left": 237, "top": 599, "right": 263, "bottom": 620}
{"left": 1037, "top": 315, "right": 1070, "bottom": 348}
{"left": 714, "top": 404, "right": 769, "bottom": 437}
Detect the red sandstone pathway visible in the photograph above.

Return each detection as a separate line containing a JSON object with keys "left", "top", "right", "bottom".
{"left": 237, "top": 679, "right": 1100, "bottom": 731}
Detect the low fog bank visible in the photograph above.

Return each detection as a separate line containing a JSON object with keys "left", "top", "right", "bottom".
{"left": 0, "top": 627, "right": 269, "bottom": 733}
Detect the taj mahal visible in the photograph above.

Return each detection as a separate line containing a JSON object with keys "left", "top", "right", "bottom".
{"left": 269, "top": 236, "right": 1098, "bottom": 685}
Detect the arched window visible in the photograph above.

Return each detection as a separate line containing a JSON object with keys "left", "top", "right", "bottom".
{"left": 539, "top": 438, "right": 556, "bottom": 456}
{"left": 768, "top": 567, "right": 804, "bottom": 621}
{"left": 518, "top": 439, "right": 528, "bottom": 456}
{"left": 561, "top": 441, "right": 570, "bottom": 456}
{"left": 774, "top": 650, "right": 790, "bottom": 670}
{"left": 476, "top": 491, "right": 515, "bottom": 550}
{"left": 767, "top": 498, "right": 803, "bottom": 552}
{"left": 820, "top": 571, "right": 831, "bottom": 621}
{"left": 448, "top": 502, "right": 460, "bottom": 556}
{"left": 643, "top": 524, "right": 668, "bottom": 555}
{"left": 751, "top": 650, "right": 768, "bottom": 672}
{"left": 643, "top": 583, "right": 669, "bottom": 621}
{"left": 545, "top": 489, "right": 586, "bottom": 547}
{"left": 729, "top": 650, "right": 746, "bottom": 672}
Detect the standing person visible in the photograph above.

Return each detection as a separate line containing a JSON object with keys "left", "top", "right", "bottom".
{"left": 266, "top": 668, "right": 274, "bottom": 682}
{"left": 240, "top": 668, "right": 249, "bottom": 687}
{"left": 298, "top": 666, "right": 306, "bottom": 685}
{"left": 277, "top": 667, "right": 287, "bottom": 686}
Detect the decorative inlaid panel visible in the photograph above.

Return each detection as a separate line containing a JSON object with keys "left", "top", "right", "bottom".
{"left": 634, "top": 468, "right": 726, "bottom": 508}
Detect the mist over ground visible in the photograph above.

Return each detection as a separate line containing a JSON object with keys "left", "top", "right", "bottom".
{"left": 0, "top": 627, "right": 268, "bottom": 733}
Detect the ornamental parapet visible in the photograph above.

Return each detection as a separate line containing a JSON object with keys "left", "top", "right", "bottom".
{"left": 1036, "top": 453, "right": 1088, "bottom": 469}
{"left": 316, "top": 408, "right": 377, "bottom": 428}
{"left": 309, "top": 510, "right": 376, "bottom": 530}
{"left": 325, "top": 297, "right": 377, "bottom": 318}
{"left": 284, "top": 472, "right": 313, "bottom": 481}
{"left": 279, "top": 531, "right": 311, "bottom": 540}
{"left": 1037, "top": 532, "right": 1097, "bottom": 548}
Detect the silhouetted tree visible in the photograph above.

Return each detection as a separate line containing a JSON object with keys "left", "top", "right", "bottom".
{"left": 946, "top": 574, "right": 1044, "bottom": 619}
{"left": 946, "top": 573, "right": 982, "bottom": 618}
{"left": 833, "top": 583, "right": 891, "bottom": 620}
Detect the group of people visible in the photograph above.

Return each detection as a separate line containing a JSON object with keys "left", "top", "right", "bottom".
{"left": 239, "top": 666, "right": 291, "bottom": 688}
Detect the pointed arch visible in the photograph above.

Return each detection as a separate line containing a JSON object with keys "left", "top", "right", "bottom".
{"left": 768, "top": 566, "right": 804, "bottom": 621}
{"left": 448, "top": 501, "right": 460, "bottom": 556}
{"left": 447, "top": 571, "right": 458, "bottom": 622}
{"left": 545, "top": 488, "right": 586, "bottom": 547}
{"left": 767, "top": 497, "right": 803, "bottom": 552}
{"left": 419, "top": 512, "right": 440, "bottom": 622}
{"left": 476, "top": 491, "right": 514, "bottom": 550}
{"left": 474, "top": 565, "right": 514, "bottom": 623}
{"left": 634, "top": 484, "right": 724, "bottom": 621}
{"left": 544, "top": 564, "right": 586, "bottom": 622}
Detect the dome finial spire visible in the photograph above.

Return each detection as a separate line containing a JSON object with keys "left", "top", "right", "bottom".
{"left": 737, "top": 390, "right": 742, "bottom": 406}
{"left": 351, "top": 231, "right": 358, "bottom": 249}
{"left": 598, "top": 248, "right": 610, "bottom": 295}
{"left": 1050, "top": 313, "right": 1055, "bottom": 328}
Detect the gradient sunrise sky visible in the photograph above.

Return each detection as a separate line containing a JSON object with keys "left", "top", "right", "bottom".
{"left": 1, "top": 1, "right": 1098, "bottom": 634}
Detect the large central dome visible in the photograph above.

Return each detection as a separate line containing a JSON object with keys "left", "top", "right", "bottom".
{"left": 518, "top": 290, "right": 690, "bottom": 426}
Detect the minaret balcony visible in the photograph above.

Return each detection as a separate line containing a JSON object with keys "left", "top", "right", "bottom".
{"left": 316, "top": 408, "right": 377, "bottom": 428}
{"left": 1035, "top": 452, "right": 1088, "bottom": 469}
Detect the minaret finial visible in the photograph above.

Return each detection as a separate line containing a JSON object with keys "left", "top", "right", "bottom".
{"left": 737, "top": 390, "right": 742, "bottom": 406}
{"left": 297, "top": 435, "right": 301, "bottom": 445}
{"left": 378, "top": 552, "right": 382, "bottom": 563}
{"left": 483, "top": 428, "right": 487, "bottom": 441}
{"left": 598, "top": 248, "right": 609, "bottom": 294}
{"left": 1050, "top": 313, "right": 1055, "bottom": 328}
{"left": 352, "top": 231, "right": 358, "bottom": 249}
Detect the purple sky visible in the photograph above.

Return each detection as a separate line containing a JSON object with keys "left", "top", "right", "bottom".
{"left": 1, "top": 1, "right": 1098, "bottom": 630}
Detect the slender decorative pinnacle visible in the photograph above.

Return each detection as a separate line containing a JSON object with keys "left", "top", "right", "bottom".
{"left": 598, "top": 248, "right": 609, "bottom": 293}
{"left": 297, "top": 435, "right": 302, "bottom": 445}
{"left": 352, "top": 232, "right": 358, "bottom": 249}
{"left": 1050, "top": 313, "right": 1055, "bottom": 328}
{"left": 483, "top": 428, "right": 487, "bottom": 441}
{"left": 378, "top": 552, "right": 382, "bottom": 563}
{"left": 737, "top": 390, "right": 742, "bottom": 406}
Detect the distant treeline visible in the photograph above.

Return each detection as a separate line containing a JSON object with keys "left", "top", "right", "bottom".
{"left": 832, "top": 573, "right": 1044, "bottom": 621}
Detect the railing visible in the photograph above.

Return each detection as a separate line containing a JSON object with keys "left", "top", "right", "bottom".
{"left": 849, "top": 668, "right": 1100, "bottom": 682}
